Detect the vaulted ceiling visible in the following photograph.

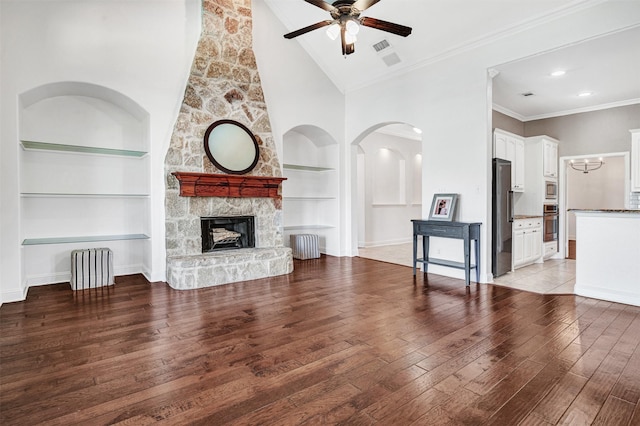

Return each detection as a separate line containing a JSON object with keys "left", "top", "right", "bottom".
{"left": 264, "top": 0, "right": 640, "bottom": 121}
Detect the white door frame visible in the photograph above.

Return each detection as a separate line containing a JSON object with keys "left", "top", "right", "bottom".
{"left": 558, "top": 151, "right": 630, "bottom": 259}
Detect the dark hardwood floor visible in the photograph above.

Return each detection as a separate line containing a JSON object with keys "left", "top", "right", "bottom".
{"left": 2, "top": 256, "right": 640, "bottom": 425}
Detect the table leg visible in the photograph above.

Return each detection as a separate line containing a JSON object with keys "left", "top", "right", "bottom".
{"left": 475, "top": 236, "right": 480, "bottom": 284}
{"left": 464, "top": 235, "right": 471, "bottom": 286}
{"left": 412, "top": 233, "right": 417, "bottom": 275}
{"left": 423, "top": 236, "right": 429, "bottom": 274}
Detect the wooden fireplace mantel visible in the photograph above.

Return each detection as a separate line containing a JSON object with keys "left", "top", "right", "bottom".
{"left": 172, "top": 172, "right": 287, "bottom": 199}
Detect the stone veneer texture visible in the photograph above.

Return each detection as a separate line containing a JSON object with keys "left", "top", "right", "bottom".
{"left": 165, "top": 0, "right": 285, "bottom": 260}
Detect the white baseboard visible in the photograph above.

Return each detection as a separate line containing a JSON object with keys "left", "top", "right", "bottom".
{"left": 361, "top": 237, "right": 412, "bottom": 248}
{"left": 24, "top": 264, "right": 147, "bottom": 288}
{"left": 575, "top": 283, "right": 640, "bottom": 307}
{"left": 0, "top": 287, "right": 28, "bottom": 305}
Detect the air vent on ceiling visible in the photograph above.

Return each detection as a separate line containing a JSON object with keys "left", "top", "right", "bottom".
{"left": 372, "top": 39, "right": 390, "bottom": 53}
{"left": 521, "top": 92, "right": 535, "bottom": 97}
{"left": 372, "top": 39, "right": 401, "bottom": 67}
{"left": 382, "top": 53, "right": 401, "bottom": 66}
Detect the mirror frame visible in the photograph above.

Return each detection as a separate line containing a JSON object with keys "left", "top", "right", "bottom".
{"left": 203, "top": 119, "right": 260, "bottom": 175}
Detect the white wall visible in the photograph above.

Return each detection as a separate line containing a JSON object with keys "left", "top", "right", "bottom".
{"left": 0, "top": 0, "right": 200, "bottom": 303}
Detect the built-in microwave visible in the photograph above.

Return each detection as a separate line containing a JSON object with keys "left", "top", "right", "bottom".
{"left": 545, "top": 180, "right": 558, "bottom": 200}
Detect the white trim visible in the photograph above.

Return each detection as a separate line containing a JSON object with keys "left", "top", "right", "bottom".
{"left": 494, "top": 98, "right": 640, "bottom": 122}
{"left": 0, "top": 288, "right": 28, "bottom": 304}
{"left": 24, "top": 264, "right": 147, "bottom": 288}
{"left": 575, "top": 284, "right": 640, "bottom": 307}
{"left": 360, "top": 237, "right": 412, "bottom": 248}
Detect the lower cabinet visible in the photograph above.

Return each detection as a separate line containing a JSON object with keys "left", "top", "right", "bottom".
{"left": 513, "top": 218, "right": 543, "bottom": 269}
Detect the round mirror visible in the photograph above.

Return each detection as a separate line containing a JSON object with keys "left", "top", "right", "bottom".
{"left": 203, "top": 120, "right": 259, "bottom": 175}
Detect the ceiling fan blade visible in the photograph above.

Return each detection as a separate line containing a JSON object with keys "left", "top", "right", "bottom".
{"left": 360, "top": 16, "right": 412, "bottom": 37}
{"left": 284, "top": 20, "right": 333, "bottom": 39}
{"left": 352, "top": 0, "right": 381, "bottom": 12}
{"left": 304, "top": 0, "right": 337, "bottom": 13}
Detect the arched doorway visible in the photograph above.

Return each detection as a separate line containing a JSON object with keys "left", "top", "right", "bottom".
{"left": 352, "top": 123, "right": 423, "bottom": 265}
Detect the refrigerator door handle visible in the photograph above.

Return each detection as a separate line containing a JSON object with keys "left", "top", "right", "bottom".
{"left": 507, "top": 190, "right": 514, "bottom": 222}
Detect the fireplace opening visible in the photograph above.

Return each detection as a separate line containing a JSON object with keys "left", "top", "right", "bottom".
{"left": 201, "top": 216, "right": 255, "bottom": 253}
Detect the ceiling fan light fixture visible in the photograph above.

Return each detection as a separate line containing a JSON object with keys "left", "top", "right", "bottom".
{"left": 284, "top": 0, "right": 412, "bottom": 57}
{"left": 346, "top": 19, "right": 359, "bottom": 35}
{"left": 326, "top": 23, "right": 340, "bottom": 40}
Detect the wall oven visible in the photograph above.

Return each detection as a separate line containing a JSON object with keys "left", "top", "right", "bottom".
{"left": 543, "top": 204, "right": 558, "bottom": 242}
{"left": 545, "top": 180, "right": 558, "bottom": 201}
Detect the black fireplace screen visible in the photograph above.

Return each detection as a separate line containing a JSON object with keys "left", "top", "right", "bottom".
{"left": 201, "top": 216, "right": 255, "bottom": 252}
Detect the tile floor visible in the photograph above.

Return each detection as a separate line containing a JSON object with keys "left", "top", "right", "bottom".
{"left": 357, "top": 242, "right": 576, "bottom": 295}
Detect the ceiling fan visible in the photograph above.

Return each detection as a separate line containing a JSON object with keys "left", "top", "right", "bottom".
{"left": 284, "top": 0, "right": 412, "bottom": 56}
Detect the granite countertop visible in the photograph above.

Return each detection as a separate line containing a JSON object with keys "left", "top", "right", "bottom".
{"left": 569, "top": 209, "right": 640, "bottom": 214}
{"left": 513, "top": 214, "right": 543, "bottom": 219}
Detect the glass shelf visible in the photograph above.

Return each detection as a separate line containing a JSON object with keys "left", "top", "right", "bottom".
{"left": 283, "top": 164, "right": 334, "bottom": 172}
{"left": 22, "top": 234, "right": 150, "bottom": 246}
{"left": 283, "top": 196, "right": 336, "bottom": 201}
{"left": 20, "top": 192, "right": 149, "bottom": 198}
{"left": 20, "top": 140, "right": 147, "bottom": 157}
{"left": 21, "top": 192, "right": 149, "bottom": 198}
{"left": 283, "top": 225, "right": 334, "bottom": 231}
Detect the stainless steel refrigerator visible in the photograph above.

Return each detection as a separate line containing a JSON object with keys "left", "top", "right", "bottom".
{"left": 492, "top": 158, "right": 514, "bottom": 277}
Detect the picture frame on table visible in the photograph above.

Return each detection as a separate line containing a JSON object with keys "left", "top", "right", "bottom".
{"left": 428, "top": 193, "right": 458, "bottom": 221}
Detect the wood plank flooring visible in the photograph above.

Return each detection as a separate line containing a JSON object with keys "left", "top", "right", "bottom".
{"left": 2, "top": 255, "right": 640, "bottom": 425}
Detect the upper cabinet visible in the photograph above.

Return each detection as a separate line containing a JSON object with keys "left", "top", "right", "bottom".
{"left": 631, "top": 129, "right": 640, "bottom": 192}
{"left": 494, "top": 129, "right": 525, "bottom": 192}
{"left": 543, "top": 139, "right": 559, "bottom": 178}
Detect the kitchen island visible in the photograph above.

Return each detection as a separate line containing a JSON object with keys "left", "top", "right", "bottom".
{"left": 571, "top": 209, "right": 640, "bottom": 306}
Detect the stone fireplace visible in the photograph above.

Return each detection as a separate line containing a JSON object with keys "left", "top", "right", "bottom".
{"left": 164, "top": 1, "right": 293, "bottom": 290}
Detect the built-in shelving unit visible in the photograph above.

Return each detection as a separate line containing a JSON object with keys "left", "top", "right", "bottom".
{"left": 19, "top": 85, "right": 151, "bottom": 286}
{"left": 282, "top": 129, "right": 339, "bottom": 255}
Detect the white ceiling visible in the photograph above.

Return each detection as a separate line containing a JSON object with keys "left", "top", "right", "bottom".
{"left": 264, "top": 0, "right": 640, "bottom": 121}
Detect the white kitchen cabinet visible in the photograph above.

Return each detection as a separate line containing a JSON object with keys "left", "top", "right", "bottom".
{"left": 631, "top": 129, "right": 640, "bottom": 192}
{"left": 494, "top": 129, "right": 525, "bottom": 192}
{"left": 543, "top": 139, "right": 558, "bottom": 178}
{"left": 513, "top": 217, "right": 543, "bottom": 269}
{"left": 518, "top": 135, "right": 561, "bottom": 215}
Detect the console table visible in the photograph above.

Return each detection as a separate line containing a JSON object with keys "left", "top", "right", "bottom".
{"left": 412, "top": 220, "right": 481, "bottom": 286}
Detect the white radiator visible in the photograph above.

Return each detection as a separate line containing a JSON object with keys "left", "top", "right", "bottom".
{"left": 290, "top": 234, "right": 320, "bottom": 260}
{"left": 70, "top": 248, "right": 114, "bottom": 290}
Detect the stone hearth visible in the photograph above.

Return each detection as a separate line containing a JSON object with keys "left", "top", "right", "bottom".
{"left": 167, "top": 247, "right": 291, "bottom": 290}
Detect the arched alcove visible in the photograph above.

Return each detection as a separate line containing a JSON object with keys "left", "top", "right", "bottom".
{"left": 18, "top": 81, "right": 151, "bottom": 287}
{"left": 351, "top": 122, "right": 422, "bottom": 254}
{"left": 281, "top": 125, "right": 340, "bottom": 256}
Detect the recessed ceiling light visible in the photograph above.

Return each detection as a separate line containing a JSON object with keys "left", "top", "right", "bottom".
{"left": 578, "top": 91, "right": 593, "bottom": 97}
{"left": 550, "top": 70, "right": 566, "bottom": 77}
{"left": 412, "top": 127, "right": 422, "bottom": 134}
